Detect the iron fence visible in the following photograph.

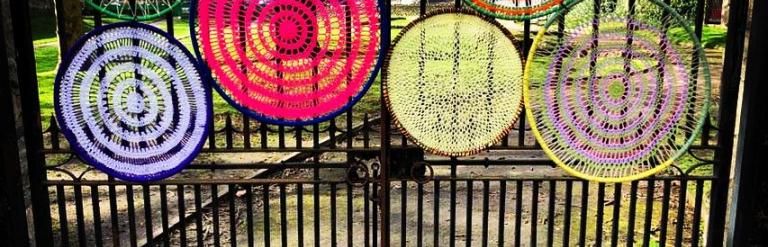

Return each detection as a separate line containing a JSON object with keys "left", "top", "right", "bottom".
{"left": 35, "top": 0, "right": 730, "bottom": 246}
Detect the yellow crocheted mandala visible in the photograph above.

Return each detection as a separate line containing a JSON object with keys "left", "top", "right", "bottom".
{"left": 383, "top": 9, "right": 524, "bottom": 157}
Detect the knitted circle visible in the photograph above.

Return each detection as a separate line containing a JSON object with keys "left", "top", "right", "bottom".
{"left": 191, "top": 0, "right": 382, "bottom": 125}
{"left": 54, "top": 22, "right": 211, "bottom": 182}
{"left": 383, "top": 9, "right": 524, "bottom": 157}
{"left": 524, "top": 0, "right": 711, "bottom": 182}
{"left": 464, "top": 0, "right": 573, "bottom": 20}
{"left": 84, "top": 0, "right": 183, "bottom": 21}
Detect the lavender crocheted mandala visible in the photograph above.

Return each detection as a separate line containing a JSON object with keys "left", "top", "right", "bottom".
{"left": 524, "top": 0, "right": 711, "bottom": 182}
{"left": 54, "top": 22, "right": 211, "bottom": 182}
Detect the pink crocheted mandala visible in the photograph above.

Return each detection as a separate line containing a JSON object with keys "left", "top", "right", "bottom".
{"left": 195, "top": 0, "right": 381, "bottom": 124}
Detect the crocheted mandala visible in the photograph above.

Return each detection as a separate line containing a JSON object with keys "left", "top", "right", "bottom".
{"left": 84, "top": 0, "right": 183, "bottom": 21}
{"left": 524, "top": 0, "right": 711, "bottom": 182}
{"left": 384, "top": 9, "right": 524, "bottom": 157}
{"left": 191, "top": 0, "right": 382, "bottom": 125}
{"left": 55, "top": 22, "right": 211, "bottom": 181}
{"left": 464, "top": 0, "right": 573, "bottom": 20}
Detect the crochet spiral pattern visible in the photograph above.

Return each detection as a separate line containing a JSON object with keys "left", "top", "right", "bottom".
{"left": 55, "top": 22, "right": 211, "bottom": 182}
{"left": 192, "top": 0, "right": 381, "bottom": 125}
{"left": 84, "top": 0, "right": 183, "bottom": 21}
{"left": 384, "top": 9, "right": 524, "bottom": 157}
{"left": 524, "top": 0, "right": 711, "bottom": 182}
{"left": 464, "top": 0, "right": 573, "bottom": 20}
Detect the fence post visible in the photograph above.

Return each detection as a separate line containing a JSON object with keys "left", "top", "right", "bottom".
{"left": 378, "top": 0, "right": 392, "bottom": 246}
{"left": 706, "top": 0, "right": 750, "bottom": 246}
{"left": 0, "top": 3, "right": 32, "bottom": 245}
{"left": 727, "top": 0, "right": 766, "bottom": 245}
{"left": 0, "top": 0, "right": 54, "bottom": 245}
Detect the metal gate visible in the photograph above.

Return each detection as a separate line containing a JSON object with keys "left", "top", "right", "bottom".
{"left": 16, "top": 0, "right": 739, "bottom": 246}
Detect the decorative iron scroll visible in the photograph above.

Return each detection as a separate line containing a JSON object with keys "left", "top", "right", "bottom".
{"left": 383, "top": 9, "right": 524, "bottom": 157}
{"left": 464, "top": 0, "right": 573, "bottom": 20}
{"left": 84, "top": 0, "right": 183, "bottom": 21}
{"left": 191, "top": 0, "right": 382, "bottom": 125}
{"left": 55, "top": 22, "right": 211, "bottom": 181}
{"left": 524, "top": 0, "right": 711, "bottom": 182}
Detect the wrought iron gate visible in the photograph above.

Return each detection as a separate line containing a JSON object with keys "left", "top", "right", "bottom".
{"left": 18, "top": 0, "right": 740, "bottom": 246}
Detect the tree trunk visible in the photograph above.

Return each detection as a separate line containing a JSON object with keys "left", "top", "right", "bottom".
{"left": 54, "top": 0, "right": 83, "bottom": 57}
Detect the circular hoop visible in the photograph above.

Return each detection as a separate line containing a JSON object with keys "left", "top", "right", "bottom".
{"left": 55, "top": 22, "right": 212, "bottom": 182}
{"left": 463, "top": 0, "right": 574, "bottom": 20}
{"left": 383, "top": 9, "right": 524, "bottom": 157}
{"left": 84, "top": 0, "right": 183, "bottom": 21}
{"left": 190, "top": 0, "right": 383, "bottom": 125}
{"left": 523, "top": 0, "right": 711, "bottom": 182}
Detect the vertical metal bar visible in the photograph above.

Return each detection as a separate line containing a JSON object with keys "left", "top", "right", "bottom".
{"left": 547, "top": 181, "right": 555, "bottom": 247}
{"left": 74, "top": 185, "right": 86, "bottom": 247}
{"left": 596, "top": 183, "right": 605, "bottom": 246}
{"left": 482, "top": 181, "right": 490, "bottom": 247}
{"left": 329, "top": 119, "right": 337, "bottom": 148}
{"left": 264, "top": 184, "right": 271, "bottom": 246}
{"left": 578, "top": 181, "right": 588, "bottom": 247}
{"left": 177, "top": 185, "right": 187, "bottom": 246}
{"left": 466, "top": 180, "right": 474, "bottom": 247}
{"left": 225, "top": 114, "right": 234, "bottom": 149}
{"left": 246, "top": 185, "right": 254, "bottom": 247}
{"left": 260, "top": 123, "right": 269, "bottom": 148}
{"left": 108, "top": 177, "right": 120, "bottom": 246}
{"left": 347, "top": 105, "right": 354, "bottom": 149}
{"left": 563, "top": 181, "right": 572, "bottom": 247}
{"left": 194, "top": 185, "right": 204, "bottom": 247}
{"left": 50, "top": 116, "right": 60, "bottom": 150}
{"left": 4, "top": 0, "right": 54, "bottom": 243}
{"left": 243, "top": 117, "right": 252, "bottom": 149}
{"left": 142, "top": 185, "right": 153, "bottom": 245}
{"left": 514, "top": 181, "right": 523, "bottom": 247}
{"left": 160, "top": 185, "right": 170, "bottom": 246}
{"left": 401, "top": 180, "right": 407, "bottom": 247}
{"left": 364, "top": 183, "right": 370, "bottom": 247}
{"left": 347, "top": 184, "right": 354, "bottom": 247}
{"left": 434, "top": 180, "right": 441, "bottom": 247}
{"left": 674, "top": 180, "right": 688, "bottom": 247}
{"left": 331, "top": 183, "right": 338, "bottom": 246}
{"left": 531, "top": 181, "right": 539, "bottom": 247}
{"left": 659, "top": 180, "right": 671, "bottom": 246}
{"left": 707, "top": 0, "right": 748, "bottom": 242}
{"left": 230, "top": 184, "right": 238, "bottom": 247}
{"left": 280, "top": 184, "right": 288, "bottom": 247}
{"left": 417, "top": 182, "right": 424, "bottom": 247}
{"left": 313, "top": 168, "right": 321, "bottom": 247}
{"left": 498, "top": 181, "right": 506, "bottom": 247}
{"left": 611, "top": 184, "right": 622, "bottom": 247}
{"left": 278, "top": 125, "right": 286, "bottom": 149}
{"left": 90, "top": 185, "right": 103, "bottom": 247}
{"left": 57, "top": 185, "right": 70, "bottom": 246}
{"left": 450, "top": 159, "right": 458, "bottom": 247}
{"left": 378, "top": 0, "right": 392, "bottom": 244}
{"left": 372, "top": 179, "right": 379, "bottom": 247}
{"left": 363, "top": 114, "right": 370, "bottom": 148}
{"left": 212, "top": 185, "right": 220, "bottom": 247}
{"left": 296, "top": 123, "right": 303, "bottom": 149}
{"left": 126, "top": 185, "right": 138, "bottom": 247}
{"left": 627, "top": 181, "right": 639, "bottom": 246}
{"left": 691, "top": 180, "right": 704, "bottom": 247}
{"left": 642, "top": 180, "right": 655, "bottom": 247}
{"left": 297, "top": 184, "right": 304, "bottom": 247}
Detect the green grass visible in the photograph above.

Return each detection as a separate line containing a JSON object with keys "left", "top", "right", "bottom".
{"left": 670, "top": 25, "right": 727, "bottom": 49}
